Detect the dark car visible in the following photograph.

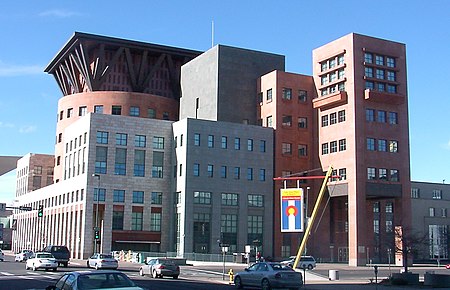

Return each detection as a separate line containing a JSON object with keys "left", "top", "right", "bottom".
{"left": 234, "top": 262, "right": 303, "bottom": 290}
{"left": 42, "top": 245, "right": 70, "bottom": 267}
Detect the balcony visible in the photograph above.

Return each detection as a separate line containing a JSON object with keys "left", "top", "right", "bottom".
{"left": 364, "top": 89, "right": 405, "bottom": 105}
{"left": 313, "top": 91, "right": 347, "bottom": 109}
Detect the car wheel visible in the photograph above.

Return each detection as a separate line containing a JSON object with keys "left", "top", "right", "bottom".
{"left": 139, "top": 268, "right": 145, "bottom": 276}
{"left": 152, "top": 270, "right": 158, "bottom": 278}
{"left": 173, "top": 275, "right": 179, "bottom": 279}
{"left": 234, "top": 276, "right": 243, "bottom": 289}
{"left": 87, "top": 261, "right": 90, "bottom": 268}
{"left": 53, "top": 268, "right": 57, "bottom": 271}
{"left": 307, "top": 264, "right": 313, "bottom": 270}
{"left": 63, "top": 262, "right": 68, "bottom": 267}
{"left": 261, "top": 278, "right": 271, "bottom": 290}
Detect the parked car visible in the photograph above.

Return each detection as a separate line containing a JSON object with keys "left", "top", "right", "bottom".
{"left": 42, "top": 245, "right": 70, "bottom": 267}
{"left": 87, "top": 253, "right": 119, "bottom": 270}
{"left": 25, "top": 252, "right": 58, "bottom": 271}
{"left": 0, "top": 249, "right": 4, "bottom": 261}
{"left": 234, "top": 262, "right": 303, "bottom": 290}
{"left": 139, "top": 258, "right": 180, "bottom": 279}
{"left": 45, "top": 270, "right": 145, "bottom": 290}
{"left": 15, "top": 249, "right": 33, "bottom": 262}
{"left": 280, "top": 255, "right": 316, "bottom": 270}
{"left": 445, "top": 264, "right": 450, "bottom": 269}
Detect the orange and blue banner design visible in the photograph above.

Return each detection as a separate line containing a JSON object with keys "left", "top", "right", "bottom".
{"left": 281, "top": 188, "right": 304, "bottom": 232}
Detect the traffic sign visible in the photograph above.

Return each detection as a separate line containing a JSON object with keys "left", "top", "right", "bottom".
{"left": 19, "top": 206, "right": 32, "bottom": 211}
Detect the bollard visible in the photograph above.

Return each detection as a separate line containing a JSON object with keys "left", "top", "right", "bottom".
{"left": 228, "top": 268, "right": 234, "bottom": 284}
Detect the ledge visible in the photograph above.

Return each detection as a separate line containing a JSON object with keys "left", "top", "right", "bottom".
{"left": 364, "top": 89, "right": 405, "bottom": 105}
{"left": 313, "top": 91, "right": 347, "bottom": 109}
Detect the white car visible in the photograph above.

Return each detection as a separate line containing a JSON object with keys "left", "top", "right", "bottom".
{"left": 280, "top": 255, "right": 317, "bottom": 270}
{"left": 0, "top": 249, "right": 4, "bottom": 261}
{"left": 87, "top": 253, "right": 118, "bottom": 270}
{"left": 15, "top": 249, "right": 33, "bottom": 262}
{"left": 25, "top": 252, "right": 58, "bottom": 271}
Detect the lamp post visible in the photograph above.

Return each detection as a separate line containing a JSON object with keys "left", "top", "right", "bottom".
{"left": 92, "top": 174, "right": 100, "bottom": 253}
{"left": 304, "top": 186, "right": 310, "bottom": 255}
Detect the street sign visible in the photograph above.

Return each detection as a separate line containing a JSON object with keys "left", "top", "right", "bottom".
{"left": 0, "top": 203, "right": 5, "bottom": 211}
{"left": 280, "top": 188, "right": 304, "bottom": 232}
{"left": 19, "top": 206, "right": 32, "bottom": 211}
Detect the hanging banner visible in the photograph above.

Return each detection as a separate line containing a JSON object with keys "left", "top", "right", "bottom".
{"left": 280, "top": 188, "right": 304, "bottom": 232}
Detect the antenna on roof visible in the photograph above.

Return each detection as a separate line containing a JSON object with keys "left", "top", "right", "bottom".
{"left": 211, "top": 20, "right": 214, "bottom": 48}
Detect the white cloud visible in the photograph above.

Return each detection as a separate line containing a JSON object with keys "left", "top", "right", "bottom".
{"left": 19, "top": 125, "right": 37, "bottom": 134}
{"left": 0, "top": 61, "right": 43, "bottom": 77}
{"left": 0, "top": 122, "right": 15, "bottom": 128}
{"left": 38, "top": 9, "right": 82, "bottom": 18}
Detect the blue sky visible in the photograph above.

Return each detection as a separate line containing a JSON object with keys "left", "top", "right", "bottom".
{"left": 1, "top": 0, "right": 449, "bottom": 203}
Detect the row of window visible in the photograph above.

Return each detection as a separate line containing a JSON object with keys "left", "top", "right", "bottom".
{"left": 114, "top": 210, "right": 161, "bottom": 231}
{"left": 365, "top": 80, "right": 397, "bottom": 94}
{"left": 58, "top": 105, "right": 170, "bottom": 121}
{"left": 411, "top": 188, "right": 444, "bottom": 199}
{"left": 20, "top": 189, "right": 86, "bottom": 210}
{"left": 190, "top": 134, "right": 267, "bottom": 152}
{"left": 281, "top": 143, "right": 308, "bottom": 157}
{"left": 373, "top": 201, "right": 394, "bottom": 213}
{"left": 321, "top": 110, "right": 346, "bottom": 127}
{"left": 429, "top": 207, "right": 448, "bottom": 218}
{"left": 364, "top": 52, "right": 398, "bottom": 94}
{"left": 365, "top": 67, "right": 396, "bottom": 81}
{"left": 373, "top": 219, "right": 393, "bottom": 234}
{"left": 367, "top": 167, "right": 399, "bottom": 181}
{"left": 367, "top": 138, "right": 398, "bottom": 153}
{"left": 93, "top": 188, "right": 162, "bottom": 204}
{"left": 96, "top": 131, "right": 165, "bottom": 149}
{"left": 366, "top": 109, "right": 398, "bottom": 124}
{"left": 282, "top": 116, "right": 307, "bottom": 128}
{"left": 192, "top": 191, "right": 264, "bottom": 207}
{"left": 319, "top": 53, "right": 346, "bottom": 96}
{"left": 364, "top": 52, "right": 396, "bottom": 68}
{"left": 191, "top": 163, "right": 267, "bottom": 181}
{"left": 321, "top": 139, "right": 347, "bottom": 154}
{"left": 259, "top": 88, "right": 308, "bottom": 103}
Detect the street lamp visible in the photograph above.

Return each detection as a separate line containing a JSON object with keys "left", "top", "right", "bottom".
{"left": 304, "top": 186, "right": 310, "bottom": 256}
{"left": 92, "top": 174, "right": 100, "bottom": 253}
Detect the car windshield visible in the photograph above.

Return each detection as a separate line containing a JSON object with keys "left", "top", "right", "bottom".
{"left": 77, "top": 272, "right": 135, "bottom": 289}
{"left": 100, "top": 254, "right": 113, "bottom": 259}
{"left": 37, "top": 253, "right": 54, "bottom": 259}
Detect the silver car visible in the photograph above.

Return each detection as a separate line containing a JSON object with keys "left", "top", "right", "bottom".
{"left": 234, "top": 262, "right": 303, "bottom": 290}
{"left": 25, "top": 252, "right": 58, "bottom": 271}
{"left": 87, "top": 253, "right": 118, "bottom": 270}
{"left": 45, "top": 270, "right": 145, "bottom": 290}
{"left": 139, "top": 258, "right": 180, "bottom": 279}
{"left": 280, "top": 255, "right": 316, "bottom": 270}
{"left": 15, "top": 249, "right": 33, "bottom": 262}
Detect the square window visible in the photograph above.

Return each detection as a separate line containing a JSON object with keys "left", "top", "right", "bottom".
{"left": 298, "top": 90, "right": 307, "bottom": 102}
{"left": 298, "top": 117, "right": 307, "bottom": 128}
{"left": 112, "top": 105, "right": 122, "bottom": 115}
{"left": 194, "top": 133, "right": 200, "bottom": 146}
{"left": 221, "top": 136, "right": 227, "bottom": 149}
{"left": 282, "top": 115, "right": 292, "bottom": 127}
{"left": 338, "top": 110, "right": 346, "bottom": 122}
{"left": 364, "top": 53, "right": 373, "bottom": 63}
{"left": 322, "top": 115, "right": 329, "bottom": 127}
{"left": 282, "top": 88, "right": 292, "bottom": 100}
{"left": 234, "top": 138, "right": 240, "bottom": 150}
{"left": 266, "top": 89, "right": 273, "bottom": 102}
{"left": 129, "top": 106, "right": 140, "bottom": 117}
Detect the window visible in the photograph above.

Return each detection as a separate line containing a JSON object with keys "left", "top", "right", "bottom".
{"left": 95, "top": 146, "right": 107, "bottom": 174}
{"left": 339, "top": 168, "right": 347, "bottom": 180}
{"left": 377, "top": 83, "right": 385, "bottom": 92}
{"left": 131, "top": 212, "right": 143, "bottom": 231}
{"left": 338, "top": 110, "right": 346, "bottom": 122}
{"left": 411, "top": 188, "right": 420, "bottom": 199}
{"left": 373, "top": 202, "right": 380, "bottom": 213}
{"left": 330, "top": 112, "right": 337, "bottom": 125}
{"left": 367, "top": 167, "right": 376, "bottom": 180}
{"left": 389, "top": 140, "right": 398, "bottom": 153}
{"left": 193, "top": 163, "right": 200, "bottom": 176}
{"left": 162, "top": 112, "right": 169, "bottom": 120}
{"left": 364, "top": 52, "right": 373, "bottom": 63}
{"left": 282, "top": 143, "right": 292, "bottom": 154}
{"left": 150, "top": 213, "right": 161, "bottom": 231}
{"left": 129, "top": 106, "right": 140, "bottom": 117}
{"left": 112, "top": 211, "right": 124, "bottom": 230}
{"left": 378, "top": 139, "right": 387, "bottom": 152}
{"left": 114, "top": 148, "right": 127, "bottom": 175}
{"left": 221, "top": 166, "right": 227, "bottom": 178}
{"left": 389, "top": 112, "right": 398, "bottom": 124}
{"left": 442, "top": 208, "right": 447, "bottom": 218}
{"left": 96, "top": 131, "right": 108, "bottom": 144}
{"left": 298, "top": 144, "right": 307, "bottom": 157}
{"left": 79, "top": 106, "right": 87, "bottom": 116}
{"left": 386, "top": 220, "right": 393, "bottom": 233}
{"left": 180, "top": 134, "right": 183, "bottom": 146}
{"left": 386, "top": 57, "right": 395, "bottom": 67}
{"left": 377, "top": 110, "right": 386, "bottom": 123}
{"left": 206, "top": 135, "right": 214, "bottom": 148}
{"left": 295, "top": 117, "right": 306, "bottom": 129}
{"left": 266, "top": 116, "right": 273, "bottom": 127}
{"left": 194, "top": 133, "right": 200, "bottom": 146}
{"left": 387, "top": 84, "right": 397, "bottom": 93}
{"left": 298, "top": 90, "right": 307, "bottom": 102}
{"left": 116, "top": 133, "right": 127, "bottom": 146}
{"left": 260, "top": 140, "right": 266, "bottom": 152}
{"left": 134, "top": 150, "right": 145, "bottom": 177}
{"left": 153, "top": 136, "right": 164, "bottom": 149}
{"left": 112, "top": 105, "right": 122, "bottom": 115}
{"left": 390, "top": 169, "right": 399, "bottom": 181}
{"left": 432, "top": 190, "right": 442, "bottom": 199}
{"left": 234, "top": 167, "right": 240, "bottom": 179}
{"left": 321, "top": 75, "right": 328, "bottom": 85}
{"left": 247, "top": 168, "right": 253, "bottom": 180}
{"left": 132, "top": 191, "right": 144, "bottom": 203}
{"left": 338, "top": 68, "right": 345, "bottom": 79}
{"left": 282, "top": 88, "right": 292, "bottom": 100}
{"left": 234, "top": 138, "right": 240, "bottom": 150}
{"left": 151, "top": 192, "right": 162, "bottom": 204}
{"left": 322, "top": 143, "right": 329, "bottom": 154}
{"left": 330, "top": 141, "right": 337, "bottom": 153}
{"left": 386, "top": 202, "right": 393, "bottom": 213}
{"left": 248, "top": 194, "right": 263, "bottom": 207}
{"left": 329, "top": 58, "right": 336, "bottom": 69}
{"left": 376, "top": 69, "right": 385, "bottom": 79}
{"left": 321, "top": 115, "right": 329, "bottom": 127}
{"left": 365, "top": 81, "right": 374, "bottom": 90}
{"left": 266, "top": 89, "right": 272, "bottom": 102}
{"left": 375, "top": 55, "right": 384, "bottom": 66}
{"left": 194, "top": 191, "right": 211, "bottom": 204}
{"left": 94, "top": 188, "right": 106, "bottom": 202}
{"left": 147, "top": 108, "right": 156, "bottom": 118}
{"left": 367, "top": 138, "right": 375, "bottom": 151}
{"left": 257, "top": 92, "right": 263, "bottom": 103}
{"left": 338, "top": 82, "right": 345, "bottom": 91}
{"left": 321, "top": 61, "right": 328, "bottom": 72}
{"left": 247, "top": 139, "right": 253, "bottom": 151}
{"left": 387, "top": 71, "right": 396, "bottom": 81}
{"left": 152, "top": 151, "right": 164, "bottom": 178}
{"left": 429, "top": 207, "right": 435, "bottom": 217}
{"left": 207, "top": 164, "right": 214, "bottom": 177}
{"left": 135, "top": 135, "right": 146, "bottom": 147}
{"left": 179, "top": 164, "right": 183, "bottom": 176}
{"left": 366, "top": 109, "right": 375, "bottom": 122}
{"left": 379, "top": 168, "right": 387, "bottom": 180}
{"left": 221, "top": 136, "right": 227, "bottom": 149}
{"left": 339, "top": 139, "right": 346, "bottom": 151}
{"left": 365, "top": 67, "right": 373, "bottom": 78}
{"left": 222, "top": 193, "right": 238, "bottom": 206}
{"left": 259, "top": 169, "right": 266, "bottom": 181}
{"left": 374, "top": 219, "right": 380, "bottom": 234}
{"left": 67, "top": 108, "right": 73, "bottom": 118}
{"left": 338, "top": 54, "right": 344, "bottom": 65}
{"left": 282, "top": 115, "right": 292, "bottom": 127}
{"left": 94, "top": 105, "right": 103, "bottom": 113}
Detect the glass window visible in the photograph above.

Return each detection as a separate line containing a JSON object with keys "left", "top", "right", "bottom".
{"left": 379, "top": 168, "right": 387, "bottom": 180}
{"left": 338, "top": 82, "right": 345, "bottom": 91}
{"left": 339, "top": 139, "right": 346, "bottom": 151}
{"left": 338, "top": 68, "right": 345, "bottom": 79}
{"left": 247, "top": 168, "right": 253, "bottom": 180}
{"left": 298, "top": 144, "right": 307, "bottom": 156}
{"left": 266, "top": 89, "right": 272, "bottom": 101}
{"left": 338, "top": 54, "right": 344, "bottom": 65}
{"left": 266, "top": 115, "right": 273, "bottom": 127}
{"left": 131, "top": 212, "right": 143, "bottom": 231}
{"left": 206, "top": 135, "right": 214, "bottom": 148}
{"left": 338, "top": 110, "right": 346, "bottom": 122}
{"left": 386, "top": 57, "right": 395, "bottom": 67}
{"left": 330, "top": 113, "right": 337, "bottom": 125}
{"left": 129, "top": 106, "right": 140, "bottom": 117}
{"left": 367, "top": 167, "right": 376, "bottom": 180}
{"left": 135, "top": 135, "right": 146, "bottom": 147}
{"left": 322, "top": 143, "right": 329, "bottom": 155}
{"left": 114, "top": 148, "right": 127, "bottom": 175}
{"left": 376, "top": 69, "right": 385, "bottom": 79}
{"left": 148, "top": 108, "right": 156, "bottom": 118}
{"left": 298, "top": 117, "right": 307, "bottom": 128}
{"left": 432, "top": 190, "right": 442, "bottom": 199}
{"left": 207, "top": 164, "right": 213, "bottom": 177}
{"left": 377, "top": 83, "right": 385, "bottom": 92}
{"left": 298, "top": 90, "right": 307, "bottom": 102}
{"left": 221, "top": 166, "right": 227, "bottom": 178}
{"left": 234, "top": 167, "right": 240, "bottom": 179}
{"left": 429, "top": 207, "right": 435, "bottom": 217}
{"left": 411, "top": 188, "right": 420, "bottom": 199}
{"left": 194, "top": 133, "right": 200, "bottom": 146}
{"left": 94, "top": 188, "right": 106, "bottom": 202}
{"left": 162, "top": 112, "right": 169, "bottom": 120}
{"left": 116, "top": 133, "right": 127, "bottom": 146}
{"left": 95, "top": 146, "right": 107, "bottom": 174}
{"left": 373, "top": 202, "right": 380, "bottom": 213}
{"left": 378, "top": 139, "right": 387, "bottom": 152}
{"left": 193, "top": 163, "right": 200, "bottom": 176}
{"left": 259, "top": 169, "right": 266, "bottom": 181}
{"left": 234, "top": 138, "right": 240, "bottom": 150}
{"left": 364, "top": 52, "right": 373, "bottom": 63}
{"left": 365, "top": 67, "right": 373, "bottom": 78}
{"left": 386, "top": 202, "right": 393, "bottom": 213}
{"left": 194, "top": 191, "right": 211, "bottom": 204}
{"left": 389, "top": 140, "right": 398, "bottom": 153}
{"left": 366, "top": 109, "right": 375, "bottom": 122}
{"left": 79, "top": 106, "right": 87, "bottom": 116}
{"left": 113, "top": 190, "right": 125, "bottom": 202}
{"left": 330, "top": 141, "right": 337, "bottom": 153}
{"left": 260, "top": 140, "right": 266, "bottom": 152}
{"left": 329, "top": 58, "right": 336, "bottom": 68}
{"left": 221, "top": 136, "right": 227, "bottom": 149}
{"left": 94, "top": 105, "right": 103, "bottom": 113}
{"left": 367, "top": 138, "right": 376, "bottom": 151}
{"left": 390, "top": 169, "right": 399, "bottom": 181}
{"left": 282, "top": 88, "right": 292, "bottom": 100}
{"left": 96, "top": 131, "right": 108, "bottom": 144}
{"left": 152, "top": 151, "right": 164, "bottom": 178}
{"left": 375, "top": 55, "right": 384, "bottom": 66}
{"left": 112, "top": 105, "right": 122, "bottom": 115}
{"left": 365, "top": 81, "right": 374, "bottom": 90}
{"left": 150, "top": 213, "right": 161, "bottom": 231}
{"left": 339, "top": 168, "right": 347, "bottom": 180}
{"left": 151, "top": 192, "right": 162, "bottom": 204}
{"left": 247, "top": 139, "right": 253, "bottom": 151}
{"left": 282, "top": 143, "right": 292, "bottom": 154}
{"left": 321, "top": 115, "right": 329, "bottom": 127}
{"left": 387, "top": 84, "right": 397, "bottom": 93}
{"left": 134, "top": 150, "right": 145, "bottom": 177}
{"left": 377, "top": 110, "right": 386, "bottom": 123}
{"left": 222, "top": 193, "right": 238, "bottom": 206}
{"left": 387, "top": 71, "right": 396, "bottom": 81}
{"left": 374, "top": 219, "right": 380, "bottom": 234}
{"left": 321, "top": 61, "right": 328, "bottom": 72}
{"left": 248, "top": 194, "right": 264, "bottom": 207}
{"left": 321, "top": 75, "right": 328, "bottom": 85}
{"left": 112, "top": 211, "right": 124, "bottom": 230}
{"left": 282, "top": 115, "right": 292, "bottom": 127}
